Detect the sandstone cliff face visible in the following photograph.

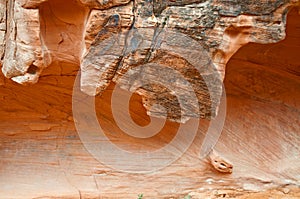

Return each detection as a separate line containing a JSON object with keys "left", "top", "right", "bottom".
{"left": 0, "top": 0, "right": 299, "bottom": 198}
{"left": 1, "top": 0, "right": 298, "bottom": 121}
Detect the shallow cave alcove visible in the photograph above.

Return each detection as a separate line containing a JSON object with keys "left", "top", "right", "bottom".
{"left": 0, "top": 1, "right": 299, "bottom": 198}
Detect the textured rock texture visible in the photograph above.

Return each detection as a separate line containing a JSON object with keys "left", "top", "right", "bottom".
{"left": 1, "top": 0, "right": 298, "bottom": 122}
{"left": 0, "top": 0, "right": 299, "bottom": 198}
{"left": 80, "top": 0, "right": 299, "bottom": 121}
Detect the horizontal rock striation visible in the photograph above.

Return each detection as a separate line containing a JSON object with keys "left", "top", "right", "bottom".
{"left": 0, "top": 1, "right": 299, "bottom": 198}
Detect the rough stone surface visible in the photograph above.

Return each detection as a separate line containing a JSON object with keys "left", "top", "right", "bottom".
{"left": 80, "top": 0, "right": 298, "bottom": 121}
{"left": 1, "top": 0, "right": 45, "bottom": 84}
{"left": 0, "top": 0, "right": 299, "bottom": 198}
{"left": 1, "top": 0, "right": 298, "bottom": 122}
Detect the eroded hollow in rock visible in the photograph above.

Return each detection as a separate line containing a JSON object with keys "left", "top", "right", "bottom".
{"left": 0, "top": 3, "right": 299, "bottom": 199}
{"left": 27, "top": 64, "right": 39, "bottom": 74}
{"left": 39, "top": 0, "right": 89, "bottom": 63}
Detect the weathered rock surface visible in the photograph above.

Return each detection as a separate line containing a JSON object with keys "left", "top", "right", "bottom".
{"left": 1, "top": 0, "right": 44, "bottom": 84}
{"left": 0, "top": 0, "right": 299, "bottom": 198}
{"left": 81, "top": 0, "right": 299, "bottom": 121}
{"left": 1, "top": 0, "right": 299, "bottom": 122}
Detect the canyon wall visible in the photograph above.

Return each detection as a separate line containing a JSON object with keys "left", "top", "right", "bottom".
{"left": 0, "top": 0, "right": 299, "bottom": 198}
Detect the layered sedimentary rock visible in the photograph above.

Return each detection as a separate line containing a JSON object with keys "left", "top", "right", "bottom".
{"left": 0, "top": 0, "right": 300, "bottom": 198}
{"left": 1, "top": 0, "right": 298, "bottom": 122}
{"left": 77, "top": 0, "right": 300, "bottom": 122}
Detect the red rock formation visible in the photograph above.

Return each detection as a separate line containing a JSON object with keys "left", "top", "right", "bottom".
{"left": 0, "top": 0, "right": 299, "bottom": 198}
